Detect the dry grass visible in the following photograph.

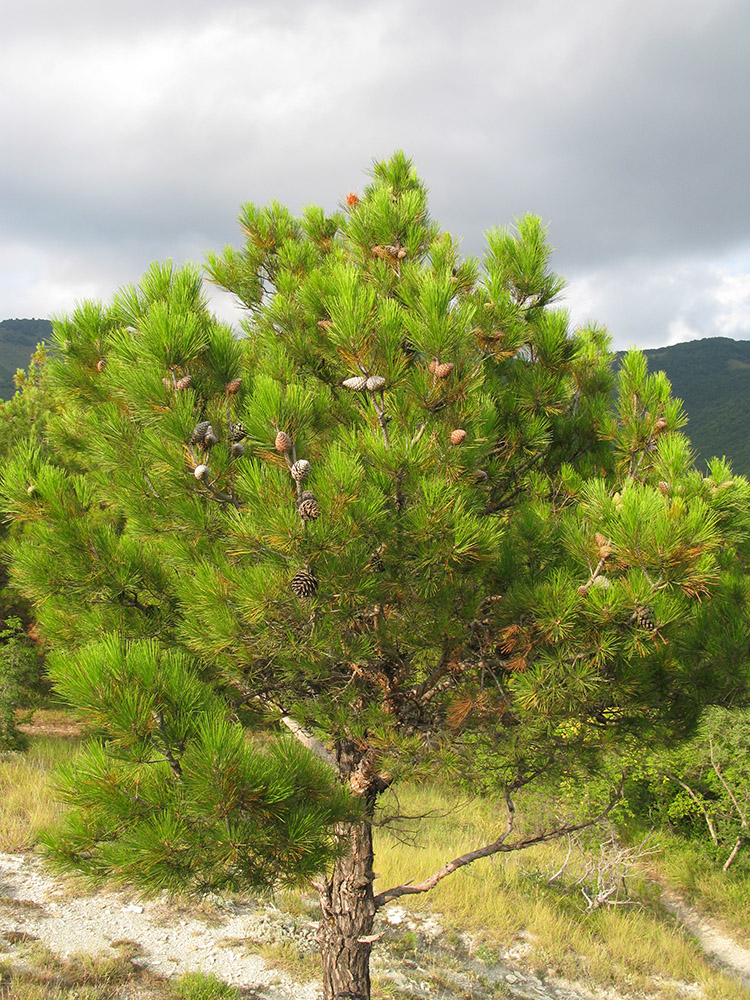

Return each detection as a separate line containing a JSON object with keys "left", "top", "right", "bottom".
{"left": 653, "top": 830, "right": 750, "bottom": 950}
{"left": 0, "top": 942, "right": 244, "bottom": 1000}
{"left": 0, "top": 736, "right": 79, "bottom": 852}
{"left": 372, "top": 782, "right": 750, "bottom": 1000}
{"left": 0, "top": 941, "right": 166, "bottom": 999}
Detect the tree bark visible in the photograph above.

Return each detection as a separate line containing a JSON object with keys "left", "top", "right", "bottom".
{"left": 318, "top": 817, "right": 376, "bottom": 1000}
{"left": 317, "top": 741, "right": 378, "bottom": 1000}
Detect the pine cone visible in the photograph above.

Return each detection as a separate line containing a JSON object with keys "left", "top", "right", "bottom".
{"left": 291, "top": 569, "right": 318, "bottom": 598}
{"left": 450, "top": 429, "right": 466, "bottom": 445}
{"left": 366, "top": 375, "right": 386, "bottom": 392}
{"left": 369, "top": 550, "right": 385, "bottom": 572}
{"left": 275, "top": 431, "right": 293, "bottom": 453}
{"left": 636, "top": 606, "right": 657, "bottom": 631}
{"left": 229, "top": 422, "right": 247, "bottom": 442}
{"left": 230, "top": 442, "right": 245, "bottom": 458}
{"left": 291, "top": 460, "right": 310, "bottom": 481}
{"left": 298, "top": 490, "right": 316, "bottom": 504}
{"left": 317, "top": 319, "right": 333, "bottom": 330}
{"left": 343, "top": 376, "right": 368, "bottom": 391}
{"left": 428, "top": 359, "right": 438, "bottom": 374}
{"left": 175, "top": 375, "right": 192, "bottom": 391}
{"left": 384, "top": 244, "right": 406, "bottom": 260}
{"left": 298, "top": 497, "right": 320, "bottom": 521}
{"left": 96, "top": 358, "right": 107, "bottom": 372}
{"left": 435, "top": 362, "right": 454, "bottom": 379}
{"left": 201, "top": 430, "right": 217, "bottom": 450}
{"left": 190, "top": 421, "right": 212, "bottom": 445}
{"left": 194, "top": 464, "right": 209, "bottom": 480}
{"left": 226, "top": 377, "right": 242, "bottom": 395}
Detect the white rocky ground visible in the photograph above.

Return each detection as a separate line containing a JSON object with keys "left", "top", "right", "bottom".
{"left": 2, "top": 851, "right": 750, "bottom": 999}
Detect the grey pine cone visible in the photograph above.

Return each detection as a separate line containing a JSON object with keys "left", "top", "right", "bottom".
{"left": 190, "top": 421, "right": 212, "bottom": 445}
{"left": 366, "top": 375, "right": 386, "bottom": 392}
{"left": 291, "top": 460, "right": 311, "bottom": 481}
{"left": 343, "top": 376, "right": 368, "bottom": 391}
{"left": 230, "top": 442, "right": 245, "bottom": 458}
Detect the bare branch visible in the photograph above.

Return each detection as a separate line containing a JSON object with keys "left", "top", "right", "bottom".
{"left": 665, "top": 773, "right": 719, "bottom": 847}
{"left": 279, "top": 715, "right": 338, "bottom": 773}
{"left": 373, "top": 782, "right": 624, "bottom": 910}
{"left": 709, "top": 736, "right": 747, "bottom": 821}
{"left": 709, "top": 736, "right": 749, "bottom": 872}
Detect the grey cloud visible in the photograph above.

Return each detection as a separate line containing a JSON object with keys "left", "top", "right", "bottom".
{"left": 1, "top": 0, "right": 749, "bottom": 350}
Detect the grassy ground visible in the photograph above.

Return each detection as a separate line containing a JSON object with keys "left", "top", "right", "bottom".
{"left": 0, "top": 712, "right": 80, "bottom": 851}
{"left": 2, "top": 711, "right": 750, "bottom": 999}
{"left": 0, "top": 941, "right": 243, "bottom": 1000}
{"left": 371, "top": 783, "right": 750, "bottom": 999}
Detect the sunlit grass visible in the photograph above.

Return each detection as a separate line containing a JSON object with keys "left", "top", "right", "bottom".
{"left": 2, "top": 720, "right": 750, "bottom": 999}
{"left": 0, "top": 735, "right": 79, "bottom": 852}
{"left": 372, "top": 782, "right": 750, "bottom": 1000}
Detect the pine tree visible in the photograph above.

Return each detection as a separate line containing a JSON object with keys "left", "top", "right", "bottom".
{"left": 2, "top": 153, "right": 750, "bottom": 1000}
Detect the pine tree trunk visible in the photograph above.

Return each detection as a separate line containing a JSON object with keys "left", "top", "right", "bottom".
{"left": 318, "top": 817, "right": 375, "bottom": 1000}
{"left": 318, "top": 740, "right": 377, "bottom": 1000}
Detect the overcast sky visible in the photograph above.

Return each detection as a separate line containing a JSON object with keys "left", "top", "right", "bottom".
{"left": 2, "top": 0, "right": 749, "bottom": 350}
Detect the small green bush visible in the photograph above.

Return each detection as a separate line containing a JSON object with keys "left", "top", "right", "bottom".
{"left": 0, "top": 616, "right": 41, "bottom": 751}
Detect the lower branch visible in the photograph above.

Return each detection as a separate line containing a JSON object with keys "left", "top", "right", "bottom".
{"left": 373, "top": 781, "right": 624, "bottom": 909}
{"left": 279, "top": 715, "right": 339, "bottom": 773}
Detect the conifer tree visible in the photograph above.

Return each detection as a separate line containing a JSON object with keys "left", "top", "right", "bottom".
{"left": 2, "top": 152, "right": 750, "bottom": 1000}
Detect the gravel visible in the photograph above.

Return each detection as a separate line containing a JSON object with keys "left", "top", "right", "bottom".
{"left": 0, "top": 852, "right": 319, "bottom": 998}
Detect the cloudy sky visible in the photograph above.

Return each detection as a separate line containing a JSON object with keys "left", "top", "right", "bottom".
{"left": 2, "top": 0, "right": 749, "bottom": 350}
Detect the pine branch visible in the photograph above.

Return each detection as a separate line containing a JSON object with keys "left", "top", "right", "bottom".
{"left": 279, "top": 714, "right": 338, "bottom": 772}
{"left": 152, "top": 710, "right": 182, "bottom": 779}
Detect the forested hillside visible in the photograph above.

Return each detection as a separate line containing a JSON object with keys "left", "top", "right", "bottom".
{"left": 622, "top": 337, "right": 750, "bottom": 476}
{"left": 0, "top": 319, "right": 52, "bottom": 400}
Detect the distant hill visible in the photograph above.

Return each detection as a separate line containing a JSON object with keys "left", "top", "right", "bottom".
{"left": 0, "top": 319, "right": 53, "bottom": 401}
{"left": 620, "top": 338, "right": 750, "bottom": 477}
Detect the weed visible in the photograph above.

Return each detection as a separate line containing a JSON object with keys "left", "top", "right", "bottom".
{"left": 170, "top": 970, "right": 239, "bottom": 999}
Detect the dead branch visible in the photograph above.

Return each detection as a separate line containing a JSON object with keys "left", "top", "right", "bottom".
{"left": 373, "top": 781, "right": 624, "bottom": 909}
{"left": 575, "top": 830, "right": 660, "bottom": 911}
{"left": 279, "top": 714, "right": 339, "bottom": 773}
{"left": 709, "top": 736, "right": 749, "bottom": 872}
{"left": 665, "top": 773, "right": 719, "bottom": 847}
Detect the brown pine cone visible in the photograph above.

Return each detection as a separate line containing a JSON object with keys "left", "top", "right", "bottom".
{"left": 275, "top": 431, "right": 293, "bottom": 453}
